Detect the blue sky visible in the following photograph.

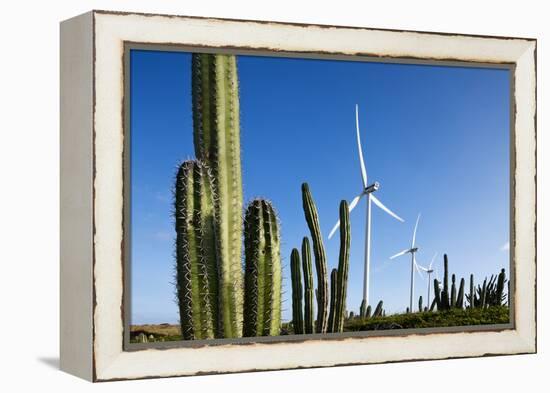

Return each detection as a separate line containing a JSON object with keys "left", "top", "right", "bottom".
{"left": 130, "top": 49, "right": 510, "bottom": 324}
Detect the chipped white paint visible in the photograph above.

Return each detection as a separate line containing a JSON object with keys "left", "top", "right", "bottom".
{"left": 65, "top": 10, "right": 536, "bottom": 381}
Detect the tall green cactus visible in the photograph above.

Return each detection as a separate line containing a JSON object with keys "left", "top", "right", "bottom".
{"left": 301, "top": 237, "right": 315, "bottom": 334}
{"left": 290, "top": 248, "right": 304, "bottom": 335}
{"left": 243, "top": 199, "right": 282, "bottom": 337}
{"left": 333, "top": 200, "right": 351, "bottom": 332}
{"left": 192, "top": 53, "right": 243, "bottom": 338}
{"left": 301, "top": 183, "right": 328, "bottom": 333}
{"left": 175, "top": 160, "right": 219, "bottom": 340}
{"left": 418, "top": 296, "right": 423, "bottom": 312}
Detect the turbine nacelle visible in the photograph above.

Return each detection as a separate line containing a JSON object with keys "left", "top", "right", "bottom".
{"left": 364, "top": 182, "right": 380, "bottom": 194}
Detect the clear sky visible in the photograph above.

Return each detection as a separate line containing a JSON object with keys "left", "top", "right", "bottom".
{"left": 130, "top": 49, "right": 510, "bottom": 324}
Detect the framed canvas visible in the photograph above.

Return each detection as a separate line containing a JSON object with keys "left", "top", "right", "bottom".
{"left": 60, "top": 10, "right": 537, "bottom": 382}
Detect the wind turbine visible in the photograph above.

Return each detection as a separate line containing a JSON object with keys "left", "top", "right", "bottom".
{"left": 389, "top": 214, "right": 422, "bottom": 312}
{"left": 416, "top": 252, "right": 437, "bottom": 307}
{"left": 328, "top": 104, "right": 404, "bottom": 308}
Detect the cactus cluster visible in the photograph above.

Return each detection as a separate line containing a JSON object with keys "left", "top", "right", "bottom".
{"left": 433, "top": 254, "right": 465, "bottom": 312}
{"left": 175, "top": 53, "right": 282, "bottom": 340}
{"left": 465, "top": 268, "right": 507, "bottom": 308}
{"left": 290, "top": 184, "right": 351, "bottom": 334}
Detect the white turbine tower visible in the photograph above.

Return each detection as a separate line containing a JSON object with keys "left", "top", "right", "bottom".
{"left": 389, "top": 214, "right": 422, "bottom": 312}
{"left": 328, "top": 104, "right": 404, "bottom": 308}
{"left": 416, "top": 252, "right": 438, "bottom": 308}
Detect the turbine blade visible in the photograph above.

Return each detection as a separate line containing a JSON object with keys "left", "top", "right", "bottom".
{"left": 412, "top": 213, "right": 421, "bottom": 248}
{"left": 390, "top": 248, "right": 409, "bottom": 260}
{"left": 355, "top": 104, "right": 368, "bottom": 188}
{"left": 328, "top": 220, "right": 340, "bottom": 240}
{"left": 429, "top": 252, "right": 438, "bottom": 270}
{"left": 348, "top": 193, "right": 364, "bottom": 212}
{"left": 371, "top": 194, "right": 404, "bottom": 222}
{"left": 328, "top": 193, "right": 365, "bottom": 239}
{"left": 414, "top": 256, "right": 425, "bottom": 280}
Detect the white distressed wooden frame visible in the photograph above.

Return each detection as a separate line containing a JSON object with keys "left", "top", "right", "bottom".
{"left": 60, "top": 10, "right": 536, "bottom": 382}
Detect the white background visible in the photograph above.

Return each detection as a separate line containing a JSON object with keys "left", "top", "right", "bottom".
{"left": 0, "top": 0, "right": 546, "bottom": 391}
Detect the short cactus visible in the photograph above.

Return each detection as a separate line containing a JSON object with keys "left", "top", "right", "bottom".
{"left": 469, "top": 274, "right": 475, "bottom": 308}
{"left": 327, "top": 268, "right": 338, "bottom": 333}
{"left": 360, "top": 299, "right": 367, "bottom": 318}
{"left": 373, "top": 301, "right": 384, "bottom": 317}
{"left": 451, "top": 274, "right": 457, "bottom": 308}
{"left": 175, "top": 160, "right": 219, "bottom": 340}
{"left": 290, "top": 248, "right": 304, "bottom": 335}
{"left": 456, "top": 278, "right": 465, "bottom": 309}
{"left": 366, "top": 305, "right": 372, "bottom": 319}
{"left": 301, "top": 237, "right": 315, "bottom": 334}
{"left": 243, "top": 199, "right": 282, "bottom": 337}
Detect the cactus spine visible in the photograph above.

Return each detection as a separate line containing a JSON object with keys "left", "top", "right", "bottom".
{"left": 301, "top": 237, "right": 315, "bottom": 334}
{"left": 243, "top": 200, "right": 282, "bottom": 337}
{"left": 192, "top": 53, "right": 243, "bottom": 338}
{"left": 327, "top": 269, "right": 338, "bottom": 333}
{"left": 290, "top": 248, "right": 304, "bottom": 335}
{"left": 301, "top": 183, "right": 329, "bottom": 333}
{"left": 175, "top": 160, "right": 219, "bottom": 340}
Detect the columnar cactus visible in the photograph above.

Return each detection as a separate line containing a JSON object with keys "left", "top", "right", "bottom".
{"left": 434, "top": 279, "right": 442, "bottom": 310}
{"left": 456, "top": 278, "right": 465, "bottom": 309}
{"left": 441, "top": 254, "right": 450, "bottom": 309}
{"left": 480, "top": 278, "right": 487, "bottom": 308}
{"left": 366, "top": 305, "right": 372, "bottom": 318}
{"left": 334, "top": 200, "right": 351, "bottom": 333}
{"left": 290, "top": 248, "right": 304, "bottom": 335}
{"left": 327, "top": 268, "right": 338, "bottom": 333}
{"left": 360, "top": 299, "right": 367, "bottom": 318}
{"left": 429, "top": 297, "right": 437, "bottom": 312}
{"left": 175, "top": 160, "right": 219, "bottom": 340}
{"left": 373, "top": 301, "right": 384, "bottom": 317}
{"left": 418, "top": 296, "right": 423, "bottom": 313}
{"left": 301, "top": 237, "right": 315, "bottom": 334}
{"left": 469, "top": 274, "right": 475, "bottom": 309}
{"left": 243, "top": 199, "right": 282, "bottom": 337}
{"left": 192, "top": 53, "right": 244, "bottom": 338}
{"left": 496, "top": 268, "right": 506, "bottom": 305}
{"left": 301, "top": 183, "right": 329, "bottom": 333}
{"left": 451, "top": 274, "right": 457, "bottom": 308}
